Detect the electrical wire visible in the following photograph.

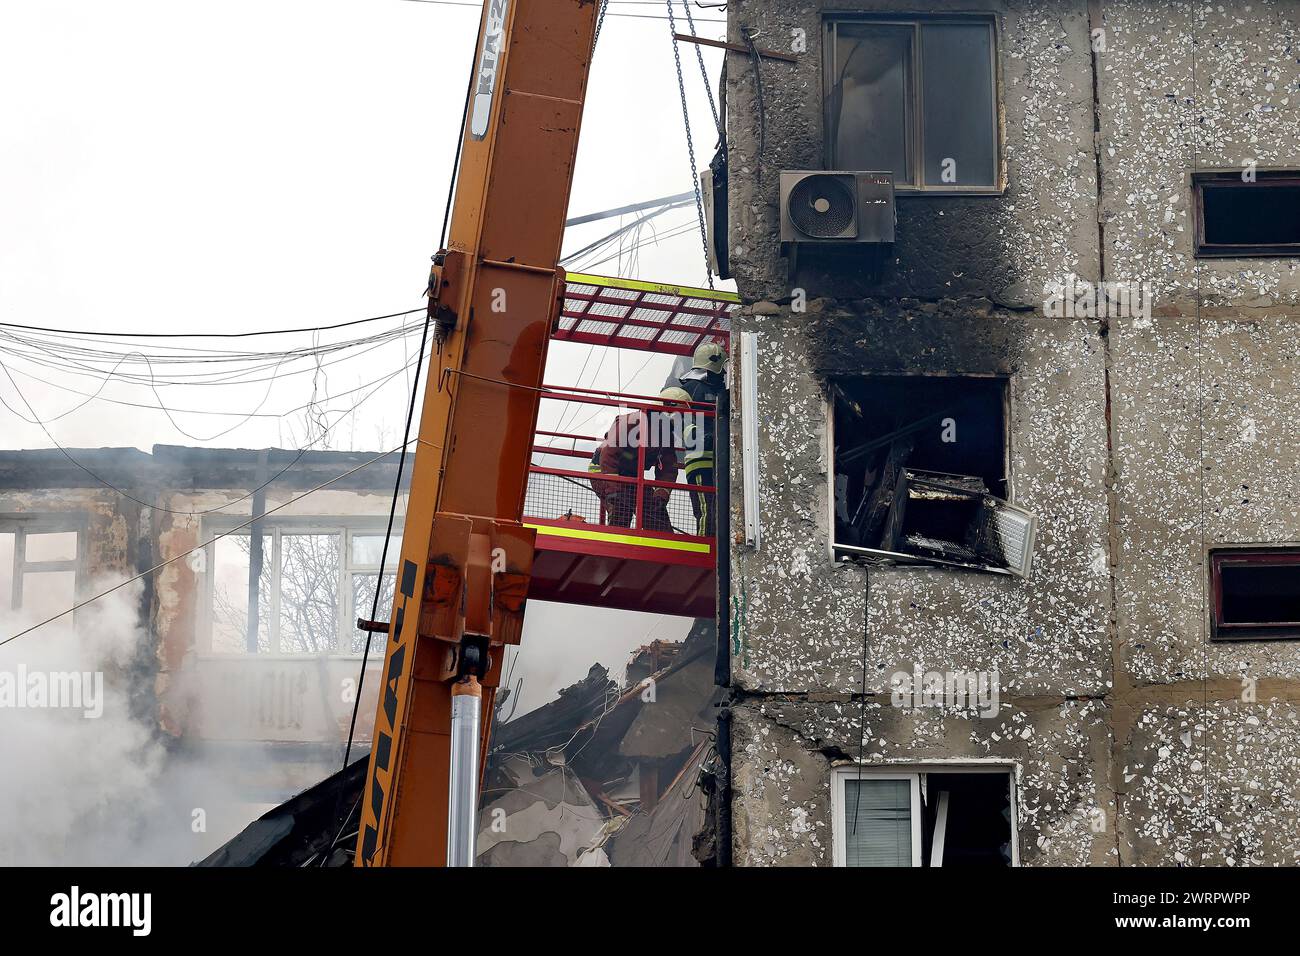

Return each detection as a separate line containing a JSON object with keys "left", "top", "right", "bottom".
{"left": 340, "top": 310, "right": 432, "bottom": 775}
{"left": 0, "top": 439, "right": 418, "bottom": 648}
{"left": 0, "top": 346, "right": 426, "bottom": 517}
{"left": 0, "top": 352, "right": 420, "bottom": 422}
{"left": 0, "top": 321, "right": 422, "bottom": 387}
{"left": 576, "top": 219, "right": 697, "bottom": 273}
{"left": 0, "top": 319, "right": 420, "bottom": 357}
{"left": 559, "top": 200, "right": 691, "bottom": 265}
{"left": 0, "top": 308, "right": 423, "bottom": 340}
{"left": 566, "top": 210, "right": 694, "bottom": 273}
{"left": 571, "top": 219, "right": 697, "bottom": 273}
{"left": 397, "top": 0, "right": 724, "bottom": 23}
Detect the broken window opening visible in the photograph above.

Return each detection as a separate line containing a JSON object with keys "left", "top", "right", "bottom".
{"left": 833, "top": 766, "right": 1015, "bottom": 867}
{"left": 824, "top": 15, "right": 1000, "bottom": 192}
{"left": 1210, "top": 548, "right": 1300, "bottom": 641}
{"left": 0, "top": 519, "right": 81, "bottom": 637}
{"left": 204, "top": 520, "right": 401, "bottom": 656}
{"left": 830, "top": 376, "right": 1036, "bottom": 577}
{"left": 1194, "top": 171, "right": 1300, "bottom": 257}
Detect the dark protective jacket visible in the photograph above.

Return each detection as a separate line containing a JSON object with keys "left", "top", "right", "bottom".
{"left": 678, "top": 368, "right": 726, "bottom": 461}
{"left": 678, "top": 367, "right": 726, "bottom": 405}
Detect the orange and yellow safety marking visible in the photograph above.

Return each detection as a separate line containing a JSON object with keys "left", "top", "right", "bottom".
{"left": 525, "top": 522, "right": 711, "bottom": 553}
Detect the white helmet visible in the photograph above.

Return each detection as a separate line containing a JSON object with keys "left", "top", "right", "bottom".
{"left": 692, "top": 341, "right": 727, "bottom": 374}
{"left": 659, "top": 386, "right": 692, "bottom": 406}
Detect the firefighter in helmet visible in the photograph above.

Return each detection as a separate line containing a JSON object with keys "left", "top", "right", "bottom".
{"left": 677, "top": 341, "right": 727, "bottom": 537}
{"left": 588, "top": 387, "right": 692, "bottom": 532}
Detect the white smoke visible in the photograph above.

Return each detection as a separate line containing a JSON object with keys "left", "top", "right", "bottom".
{"left": 0, "top": 578, "right": 275, "bottom": 865}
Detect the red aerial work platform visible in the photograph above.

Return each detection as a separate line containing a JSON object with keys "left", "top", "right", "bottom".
{"left": 526, "top": 274, "right": 738, "bottom": 618}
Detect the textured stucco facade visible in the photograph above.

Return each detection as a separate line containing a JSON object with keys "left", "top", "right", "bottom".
{"left": 725, "top": 0, "right": 1300, "bottom": 865}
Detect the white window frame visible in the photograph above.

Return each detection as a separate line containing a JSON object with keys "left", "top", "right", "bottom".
{"left": 0, "top": 515, "right": 85, "bottom": 613}
{"left": 199, "top": 516, "right": 399, "bottom": 658}
{"left": 830, "top": 763, "right": 1019, "bottom": 867}
{"left": 831, "top": 769, "right": 922, "bottom": 867}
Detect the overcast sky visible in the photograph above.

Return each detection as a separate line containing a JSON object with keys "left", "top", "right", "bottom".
{"left": 0, "top": 0, "right": 732, "bottom": 709}
{"left": 0, "top": 0, "right": 731, "bottom": 449}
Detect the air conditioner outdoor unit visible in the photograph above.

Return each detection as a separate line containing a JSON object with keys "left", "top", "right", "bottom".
{"left": 780, "top": 171, "right": 894, "bottom": 280}
{"left": 779, "top": 170, "right": 895, "bottom": 245}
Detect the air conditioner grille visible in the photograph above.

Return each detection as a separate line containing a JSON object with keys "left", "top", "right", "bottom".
{"left": 788, "top": 175, "right": 856, "bottom": 238}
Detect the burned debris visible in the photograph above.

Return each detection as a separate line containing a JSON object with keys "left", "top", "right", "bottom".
{"left": 198, "top": 619, "right": 721, "bottom": 868}
{"left": 476, "top": 619, "right": 719, "bottom": 867}
{"left": 830, "top": 376, "right": 1036, "bottom": 577}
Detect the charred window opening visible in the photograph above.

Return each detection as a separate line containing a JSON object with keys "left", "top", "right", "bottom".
{"left": 831, "top": 376, "right": 1036, "bottom": 577}
{"left": 833, "top": 767, "right": 1014, "bottom": 867}
{"left": 920, "top": 773, "right": 1013, "bottom": 866}
{"left": 1211, "top": 549, "right": 1300, "bottom": 641}
{"left": 1194, "top": 172, "right": 1300, "bottom": 257}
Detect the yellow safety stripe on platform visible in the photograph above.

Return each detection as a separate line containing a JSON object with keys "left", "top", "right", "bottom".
{"left": 526, "top": 522, "right": 711, "bottom": 553}
{"left": 565, "top": 272, "right": 741, "bottom": 304}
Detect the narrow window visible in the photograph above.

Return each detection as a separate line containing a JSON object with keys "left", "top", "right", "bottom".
{"left": 831, "top": 375, "right": 1036, "bottom": 577}
{"left": 349, "top": 532, "right": 400, "bottom": 654}
{"left": 825, "top": 16, "right": 999, "bottom": 191}
{"left": 1194, "top": 171, "right": 1300, "bottom": 257}
{"left": 210, "top": 533, "right": 273, "bottom": 653}
{"left": 1211, "top": 549, "right": 1300, "bottom": 640}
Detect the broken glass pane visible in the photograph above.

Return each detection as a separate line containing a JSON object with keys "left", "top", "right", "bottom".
{"left": 19, "top": 569, "right": 76, "bottom": 640}
{"left": 350, "top": 533, "right": 401, "bottom": 568}
{"left": 210, "top": 534, "right": 272, "bottom": 653}
{"left": 279, "top": 532, "right": 341, "bottom": 654}
{"left": 351, "top": 572, "right": 395, "bottom": 654}
{"left": 24, "top": 531, "right": 78, "bottom": 563}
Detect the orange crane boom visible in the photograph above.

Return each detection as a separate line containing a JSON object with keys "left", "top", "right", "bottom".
{"left": 356, "top": 0, "right": 600, "bottom": 866}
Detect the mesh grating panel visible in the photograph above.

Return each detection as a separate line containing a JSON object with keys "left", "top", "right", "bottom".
{"left": 556, "top": 276, "right": 739, "bottom": 357}
{"left": 628, "top": 307, "right": 670, "bottom": 324}
{"left": 525, "top": 471, "right": 711, "bottom": 538}
{"left": 616, "top": 325, "right": 658, "bottom": 341}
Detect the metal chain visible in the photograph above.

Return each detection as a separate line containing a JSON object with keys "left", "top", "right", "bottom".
{"left": 665, "top": 0, "right": 715, "bottom": 289}
{"left": 680, "top": 0, "right": 722, "bottom": 137}
{"left": 593, "top": 0, "right": 609, "bottom": 48}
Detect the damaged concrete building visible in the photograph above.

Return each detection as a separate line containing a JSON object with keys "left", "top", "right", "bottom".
{"left": 0, "top": 445, "right": 401, "bottom": 827}
{"left": 720, "top": 0, "right": 1300, "bottom": 865}
{"left": 1, "top": 445, "right": 717, "bottom": 865}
